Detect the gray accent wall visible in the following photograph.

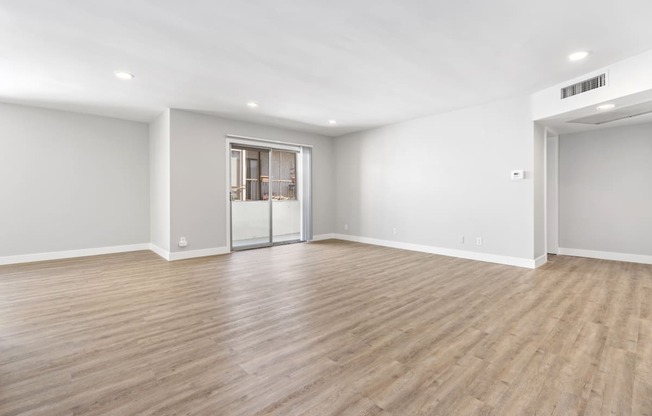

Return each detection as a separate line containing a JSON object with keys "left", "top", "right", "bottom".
{"left": 559, "top": 123, "right": 652, "bottom": 255}
{"left": 168, "top": 110, "right": 335, "bottom": 253}
{"left": 0, "top": 102, "right": 149, "bottom": 256}
{"left": 334, "top": 97, "right": 536, "bottom": 260}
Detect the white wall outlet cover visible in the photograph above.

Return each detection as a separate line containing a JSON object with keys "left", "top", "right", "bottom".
{"left": 511, "top": 170, "right": 525, "bottom": 181}
{"left": 178, "top": 237, "right": 188, "bottom": 247}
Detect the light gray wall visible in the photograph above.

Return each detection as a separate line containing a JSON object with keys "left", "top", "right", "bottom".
{"left": 149, "top": 110, "right": 170, "bottom": 251}
{"left": 546, "top": 136, "right": 559, "bottom": 253}
{"left": 0, "top": 102, "right": 149, "bottom": 256}
{"left": 334, "top": 97, "right": 536, "bottom": 260}
{"left": 533, "top": 123, "right": 546, "bottom": 258}
{"left": 169, "top": 110, "right": 335, "bottom": 252}
{"left": 559, "top": 123, "right": 652, "bottom": 255}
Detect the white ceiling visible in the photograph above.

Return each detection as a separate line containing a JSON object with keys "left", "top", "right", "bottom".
{"left": 2, "top": 0, "right": 652, "bottom": 136}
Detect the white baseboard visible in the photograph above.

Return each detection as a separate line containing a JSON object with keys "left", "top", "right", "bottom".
{"left": 0, "top": 236, "right": 551, "bottom": 269}
{"left": 534, "top": 254, "right": 548, "bottom": 268}
{"left": 149, "top": 244, "right": 170, "bottom": 261}
{"left": 332, "top": 234, "right": 537, "bottom": 269}
{"left": 558, "top": 247, "right": 652, "bottom": 265}
{"left": 167, "top": 246, "right": 230, "bottom": 261}
{"left": 0, "top": 243, "right": 151, "bottom": 266}
{"left": 149, "top": 244, "right": 230, "bottom": 261}
{"left": 311, "top": 233, "right": 336, "bottom": 241}
{"left": 0, "top": 243, "right": 230, "bottom": 266}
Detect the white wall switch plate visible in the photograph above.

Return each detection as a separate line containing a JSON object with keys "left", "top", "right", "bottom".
{"left": 511, "top": 170, "right": 525, "bottom": 181}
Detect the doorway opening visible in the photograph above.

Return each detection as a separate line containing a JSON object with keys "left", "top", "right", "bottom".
{"left": 228, "top": 138, "right": 311, "bottom": 251}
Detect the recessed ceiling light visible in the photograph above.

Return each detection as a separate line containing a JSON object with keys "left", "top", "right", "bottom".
{"left": 596, "top": 103, "right": 615, "bottom": 111}
{"left": 328, "top": 120, "right": 337, "bottom": 125}
{"left": 247, "top": 102, "right": 259, "bottom": 108}
{"left": 568, "top": 51, "right": 590, "bottom": 61}
{"left": 114, "top": 71, "right": 134, "bottom": 80}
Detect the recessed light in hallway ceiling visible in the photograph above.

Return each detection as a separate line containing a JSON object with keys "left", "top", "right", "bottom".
{"left": 596, "top": 103, "right": 615, "bottom": 111}
{"left": 114, "top": 71, "right": 134, "bottom": 80}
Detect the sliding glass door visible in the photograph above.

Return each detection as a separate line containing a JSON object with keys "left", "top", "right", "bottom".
{"left": 271, "top": 150, "right": 301, "bottom": 244}
{"left": 230, "top": 146, "right": 271, "bottom": 249}
{"left": 230, "top": 144, "right": 303, "bottom": 250}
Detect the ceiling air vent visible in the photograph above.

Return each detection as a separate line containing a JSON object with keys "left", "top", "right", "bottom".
{"left": 560, "top": 73, "right": 606, "bottom": 99}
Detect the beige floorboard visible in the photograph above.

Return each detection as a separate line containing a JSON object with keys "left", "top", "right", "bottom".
{"left": 1, "top": 240, "right": 651, "bottom": 415}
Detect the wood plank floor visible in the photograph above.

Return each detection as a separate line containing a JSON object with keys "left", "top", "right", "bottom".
{"left": 1, "top": 240, "right": 651, "bottom": 415}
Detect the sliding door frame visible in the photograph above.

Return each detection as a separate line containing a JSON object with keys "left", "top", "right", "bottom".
{"left": 225, "top": 135, "right": 312, "bottom": 252}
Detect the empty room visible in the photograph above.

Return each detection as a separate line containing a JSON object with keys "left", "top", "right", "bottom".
{"left": 1, "top": 1, "right": 652, "bottom": 415}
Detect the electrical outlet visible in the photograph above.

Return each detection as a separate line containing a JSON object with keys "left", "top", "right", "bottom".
{"left": 344, "top": 223, "right": 348, "bottom": 231}
{"left": 476, "top": 237, "right": 483, "bottom": 246}
{"left": 458, "top": 235, "right": 465, "bottom": 244}
{"left": 179, "top": 237, "right": 188, "bottom": 247}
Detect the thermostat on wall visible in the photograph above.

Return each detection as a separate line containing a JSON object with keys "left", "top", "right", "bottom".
{"left": 511, "top": 170, "right": 525, "bottom": 181}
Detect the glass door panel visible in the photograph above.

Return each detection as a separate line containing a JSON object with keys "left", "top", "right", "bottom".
{"left": 271, "top": 150, "right": 301, "bottom": 244}
{"left": 231, "top": 146, "right": 271, "bottom": 249}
